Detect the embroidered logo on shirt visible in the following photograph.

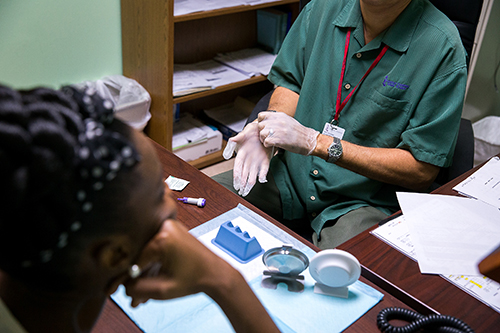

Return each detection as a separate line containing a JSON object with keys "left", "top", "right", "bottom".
{"left": 383, "top": 76, "right": 409, "bottom": 90}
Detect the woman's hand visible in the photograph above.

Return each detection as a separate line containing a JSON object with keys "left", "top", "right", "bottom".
{"left": 124, "top": 219, "right": 280, "bottom": 333}
{"left": 124, "top": 220, "right": 229, "bottom": 305}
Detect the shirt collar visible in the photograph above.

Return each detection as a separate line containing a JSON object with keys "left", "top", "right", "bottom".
{"left": 333, "top": 0, "right": 424, "bottom": 53}
{"left": 333, "top": 0, "right": 363, "bottom": 30}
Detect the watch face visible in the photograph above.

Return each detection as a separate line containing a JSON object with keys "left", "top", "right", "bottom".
{"left": 328, "top": 138, "right": 342, "bottom": 162}
{"left": 328, "top": 144, "right": 340, "bottom": 155}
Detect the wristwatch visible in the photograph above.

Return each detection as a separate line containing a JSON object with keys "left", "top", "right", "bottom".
{"left": 327, "top": 137, "right": 343, "bottom": 163}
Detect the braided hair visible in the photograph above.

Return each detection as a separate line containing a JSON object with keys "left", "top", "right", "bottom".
{"left": 0, "top": 84, "right": 141, "bottom": 291}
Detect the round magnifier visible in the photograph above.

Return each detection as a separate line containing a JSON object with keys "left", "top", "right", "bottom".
{"left": 262, "top": 245, "right": 309, "bottom": 275}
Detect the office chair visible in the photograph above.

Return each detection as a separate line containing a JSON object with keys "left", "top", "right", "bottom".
{"left": 245, "top": 0, "right": 482, "bottom": 188}
{"left": 420, "top": 0, "right": 483, "bottom": 188}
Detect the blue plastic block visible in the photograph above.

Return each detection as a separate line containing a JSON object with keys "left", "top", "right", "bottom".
{"left": 211, "top": 221, "right": 264, "bottom": 264}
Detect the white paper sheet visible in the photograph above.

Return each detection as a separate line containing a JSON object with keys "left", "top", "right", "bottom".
{"left": 193, "top": 60, "right": 250, "bottom": 88}
{"left": 173, "top": 60, "right": 252, "bottom": 96}
{"left": 397, "top": 192, "right": 500, "bottom": 275}
{"left": 215, "top": 48, "right": 277, "bottom": 76}
{"left": 453, "top": 156, "right": 500, "bottom": 209}
{"left": 173, "top": 0, "right": 280, "bottom": 16}
{"left": 173, "top": 64, "right": 213, "bottom": 96}
{"left": 371, "top": 215, "right": 500, "bottom": 313}
{"left": 174, "top": 0, "right": 246, "bottom": 16}
{"left": 172, "top": 116, "right": 208, "bottom": 150}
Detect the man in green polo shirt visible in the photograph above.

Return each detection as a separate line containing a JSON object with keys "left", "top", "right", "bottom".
{"left": 218, "top": 0, "right": 467, "bottom": 249}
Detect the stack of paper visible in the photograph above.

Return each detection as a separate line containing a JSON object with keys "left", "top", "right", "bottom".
{"left": 173, "top": 60, "right": 253, "bottom": 97}
{"left": 246, "top": 0, "right": 282, "bottom": 5}
{"left": 174, "top": 0, "right": 281, "bottom": 16}
{"left": 172, "top": 114, "right": 222, "bottom": 161}
{"left": 173, "top": 64, "right": 213, "bottom": 97}
{"left": 214, "top": 48, "right": 277, "bottom": 76}
{"left": 370, "top": 157, "right": 500, "bottom": 314}
{"left": 174, "top": 0, "right": 245, "bottom": 16}
{"left": 396, "top": 192, "right": 500, "bottom": 276}
{"left": 172, "top": 115, "right": 209, "bottom": 150}
{"left": 371, "top": 214, "right": 500, "bottom": 313}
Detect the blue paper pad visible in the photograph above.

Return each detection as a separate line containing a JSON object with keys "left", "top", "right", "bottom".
{"left": 111, "top": 205, "right": 383, "bottom": 332}
{"left": 250, "top": 248, "right": 383, "bottom": 332}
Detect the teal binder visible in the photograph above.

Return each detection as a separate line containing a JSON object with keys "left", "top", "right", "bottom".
{"left": 256, "top": 8, "right": 289, "bottom": 55}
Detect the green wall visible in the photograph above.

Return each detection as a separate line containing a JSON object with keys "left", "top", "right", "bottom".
{"left": 0, "top": 0, "right": 122, "bottom": 89}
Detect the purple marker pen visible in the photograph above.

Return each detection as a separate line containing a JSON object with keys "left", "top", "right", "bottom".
{"left": 177, "top": 197, "right": 206, "bottom": 207}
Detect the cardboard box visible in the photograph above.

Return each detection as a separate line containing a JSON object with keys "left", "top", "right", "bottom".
{"left": 173, "top": 114, "right": 222, "bottom": 162}
{"left": 174, "top": 128, "right": 222, "bottom": 162}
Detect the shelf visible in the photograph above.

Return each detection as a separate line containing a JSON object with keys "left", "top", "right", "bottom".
{"left": 121, "top": 0, "right": 300, "bottom": 168}
{"left": 174, "top": 0, "right": 299, "bottom": 23}
{"left": 189, "top": 149, "right": 225, "bottom": 169}
{"left": 173, "top": 75, "right": 268, "bottom": 104}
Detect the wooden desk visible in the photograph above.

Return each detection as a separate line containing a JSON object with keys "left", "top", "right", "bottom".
{"left": 92, "top": 141, "right": 417, "bottom": 333}
{"left": 338, "top": 159, "right": 500, "bottom": 332}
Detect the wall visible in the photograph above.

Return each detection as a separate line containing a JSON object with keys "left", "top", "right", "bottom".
{"left": 463, "top": 0, "right": 500, "bottom": 122}
{"left": 0, "top": 0, "right": 122, "bottom": 89}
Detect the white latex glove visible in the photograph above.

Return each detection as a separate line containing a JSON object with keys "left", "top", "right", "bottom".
{"left": 223, "top": 122, "right": 274, "bottom": 197}
{"left": 257, "top": 111, "right": 320, "bottom": 155}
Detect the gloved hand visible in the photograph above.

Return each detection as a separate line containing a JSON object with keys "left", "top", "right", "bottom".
{"left": 223, "top": 122, "right": 274, "bottom": 197}
{"left": 257, "top": 111, "right": 320, "bottom": 155}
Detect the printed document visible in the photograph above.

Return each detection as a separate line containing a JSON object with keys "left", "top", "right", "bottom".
{"left": 372, "top": 215, "right": 500, "bottom": 313}
{"left": 215, "top": 48, "right": 277, "bottom": 76}
{"left": 396, "top": 192, "right": 500, "bottom": 275}
{"left": 453, "top": 156, "right": 500, "bottom": 209}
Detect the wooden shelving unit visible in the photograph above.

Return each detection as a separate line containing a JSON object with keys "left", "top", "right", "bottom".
{"left": 121, "top": 0, "right": 299, "bottom": 168}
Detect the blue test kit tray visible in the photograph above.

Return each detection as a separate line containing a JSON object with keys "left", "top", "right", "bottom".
{"left": 211, "top": 221, "right": 264, "bottom": 264}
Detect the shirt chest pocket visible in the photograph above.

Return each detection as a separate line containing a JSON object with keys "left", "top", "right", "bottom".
{"left": 351, "top": 89, "right": 411, "bottom": 147}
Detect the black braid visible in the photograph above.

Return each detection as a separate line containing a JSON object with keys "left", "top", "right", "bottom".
{"left": 0, "top": 83, "right": 141, "bottom": 293}
{"left": 0, "top": 85, "right": 82, "bottom": 272}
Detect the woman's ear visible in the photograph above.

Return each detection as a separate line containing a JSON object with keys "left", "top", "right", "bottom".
{"left": 92, "top": 235, "right": 133, "bottom": 270}
{"left": 90, "top": 235, "right": 135, "bottom": 295}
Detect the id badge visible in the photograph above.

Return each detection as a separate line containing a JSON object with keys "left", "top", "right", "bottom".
{"left": 322, "top": 123, "right": 345, "bottom": 139}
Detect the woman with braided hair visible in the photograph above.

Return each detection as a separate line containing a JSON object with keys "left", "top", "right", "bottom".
{"left": 0, "top": 84, "right": 279, "bottom": 333}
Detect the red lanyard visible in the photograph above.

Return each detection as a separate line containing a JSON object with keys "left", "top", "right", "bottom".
{"left": 334, "top": 28, "right": 389, "bottom": 122}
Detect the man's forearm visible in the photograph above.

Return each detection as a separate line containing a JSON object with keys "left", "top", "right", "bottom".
{"left": 267, "top": 86, "right": 299, "bottom": 117}
{"left": 314, "top": 134, "right": 440, "bottom": 191}
{"left": 266, "top": 86, "right": 439, "bottom": 191}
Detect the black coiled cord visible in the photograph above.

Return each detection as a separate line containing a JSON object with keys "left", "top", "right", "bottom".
{"left": 377, "top": 307, "right": 475, "bottom": 333}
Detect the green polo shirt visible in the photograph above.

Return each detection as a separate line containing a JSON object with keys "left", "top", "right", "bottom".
{"left": 267, "top": 0, "right": 467, "bottom": 234}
